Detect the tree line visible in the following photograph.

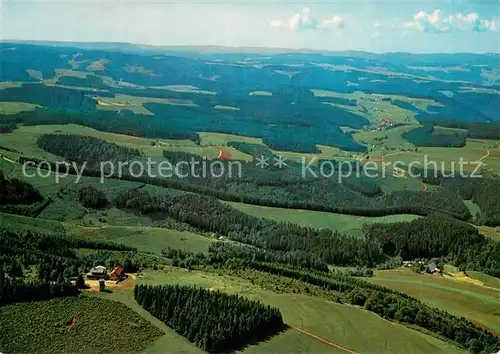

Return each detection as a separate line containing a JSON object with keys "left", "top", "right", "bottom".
{"left": 115, "top": 187, "right": 499, "bottom": 277}
{"left": 134, "top": 284, "right": 284, "bottom": 353}
{"left": 37, "top": 134, "right": 140, "bottom": 169}
{"left": 365, "top": 214, "right": 500, "bottom": 277}
{"left": 113, "top": 188, "right": 383, "bottom": 267}
{"left": 432, "top": 121, "right": 500, "bottom": 140}
{"left": 162, "top": 243, "right": 330, "bottom": 272}
{"left": 28, "top": 137, "right": 473, "bottom": 220}
{"left": 78, "top": 185, "right": 109, "bottom": 208}
{"left": 403, "top": 123, "right": 467, "bottom": 148}
{"left": 441, "top": 176, "right": 500, "bottom": 226}
{"left": 0, "top": 170, "right": 43, "bottom": 205}
{"left": 10, "top": 108, "right": 200, "bottom": 142}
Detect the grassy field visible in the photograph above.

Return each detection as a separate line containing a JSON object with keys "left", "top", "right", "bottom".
{"left": 69, "top": 225, "right": 216, "bottom": 254}
{"left": 0, "top": 126, "right": 65, "bottom": 161}
{"left": 310, "top": 89, "right": 440, "bottom": 125}
{"left": 353, "top": 125, "right": 418, "bottom": 151}
{"left": 42, "top": 68, "right": 91, "bottom": 84}
{"left": 0, "top": 82, "right": 23, "bottom": 89}
{"left": 464, "top": 200, "right": 481, "bottom": 217}
{"left": 96, "top": 93, "right": 197, "bottom": 115}
{"left": 197, "top": 132, "right": 357, "bottom": 162}
{"left": 0, "top": 296, "right": 162, "bottom": 354}
{"left": 223, "top": 201, "right": 420, "bottom": 237}
{"left": 476, "top": 225, "right": 500, "bottom": 242}
{"left": 466, "top": 271, "right": 500, "bottom": 290}
{"left": 6, "top": 162, "right": 79, "bottom": 196}
{"left": 2, "top": 170, "right": 215, "bottom": 254}
{"left": 0, "top": 206, "right": 215, "bottom": 257}
{"left": 0, "top": 101, "right": 39, "bottom": 114}
{"left": 433, "top": 126, "right": 469, "bottom": 136}
{"left": 363, "top": 138, "right": 500, "bottom": 175}
{"left": 5, "top": 161, "right": 145, "bottom": 200}
{"left": 0, "top": 212, "right": 66, "bottom": 234}
{"left": 366, "top": 268, "right": 500, "bottom": 335}
{"left": 0, "top": 124, "right": 229, "bottom": 160}
{"left": 150, "top": 85, "right": 216, "bottom": 95}
{"left": 119, "top": 267, "right": 463, "bottom": 354}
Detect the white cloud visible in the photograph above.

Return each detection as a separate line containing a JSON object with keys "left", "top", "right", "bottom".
{"left": 318, "top": 16, "right": 344, "bottom": 30}
{"left": 404, "top": 9, "right": 500, "bottom": 33}
{"left": 270, "top": 20, "right": 283, "bottom": 28}
{"left": 270, "top": 7, "right": 344, "bottom": 32}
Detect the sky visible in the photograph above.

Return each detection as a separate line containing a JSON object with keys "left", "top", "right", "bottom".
{"left": 1, "top": 0, "right": 499, "bottom": 53}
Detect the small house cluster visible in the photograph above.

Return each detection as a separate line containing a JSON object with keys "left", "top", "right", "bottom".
{"left": 426, "top": 262, "right": 441, "bottom": 274}
{"left": 375, "top": 117, "right": 394, "bottom": 131}
{"left": 86, "top": 265, "right": 125, "bottom": 280}
{"left": 85, "top": 265, "right": 125, "bottom": 292}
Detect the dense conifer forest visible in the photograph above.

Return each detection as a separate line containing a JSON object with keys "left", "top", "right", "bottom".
{"left": 441, "top": 176, "right": 500, "bottom": 226}
{"left": 37, "top": 134, "right": 140, "bottom": 167}
{"left": 134, "top": 284, "right": 284, "bottom": 353}
{"left": 365, "top": 215, "right": 500, "bottom": 277}
{"left": 0, "top": 171, "right": 43, "bottom": 205}
{"left": 403, "top": 123, "right": 467, "bottom": 147}
{"left": 78, "top": 186, "right": 109, "bottom": 208}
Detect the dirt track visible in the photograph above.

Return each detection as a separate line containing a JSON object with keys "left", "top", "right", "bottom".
{"left": 479, "top": 150, "right": 490, "bottom": 161}
{"left": 0, "top": 154, "right": 16, "bottom": 164}
{"left": 82, "top": 274, "right": 136, "bottom": 292}
{"left": 289, "top": 324, "right": 358, "bottom": 354}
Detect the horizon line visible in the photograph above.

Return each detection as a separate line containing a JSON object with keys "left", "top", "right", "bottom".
{"left": 2, "top": 39, "right": 498, "bottom": 56}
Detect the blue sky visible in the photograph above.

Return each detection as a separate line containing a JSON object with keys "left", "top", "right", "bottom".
{"left": 2, "top": 0, "right": 499, "bottom": 53}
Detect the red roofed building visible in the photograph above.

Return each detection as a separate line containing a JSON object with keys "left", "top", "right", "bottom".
{"left": 110, "top": 266, "right": 125, "bottom": 280}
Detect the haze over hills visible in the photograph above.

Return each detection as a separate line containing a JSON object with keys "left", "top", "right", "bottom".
{"left": 5, "top": 39, "right": 500, "bottom": 57}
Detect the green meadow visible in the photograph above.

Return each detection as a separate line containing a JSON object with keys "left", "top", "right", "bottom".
{"left": 366, "top": 268, "right": 500, "bottom": 335}
{"left": 223, "top": 201, "right": 420, "bottom": 237}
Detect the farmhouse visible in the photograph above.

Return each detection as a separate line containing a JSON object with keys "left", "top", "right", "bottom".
{"left": 86, "top": 265, "right": 108, "bottom": 280}
{"left": 110, "top": 266, "right": 125, "bottom": 280}
{"left": 427, "top": 262, "right": 441, "bottom": 274}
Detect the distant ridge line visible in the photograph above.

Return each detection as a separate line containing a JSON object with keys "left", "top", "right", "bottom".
{"left": 1, "top": 39, "right": 498, "bottom": 56}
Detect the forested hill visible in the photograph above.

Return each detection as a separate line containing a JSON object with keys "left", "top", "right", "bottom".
{"left": 1, "top": 43, "right": 499, "bottom": 153}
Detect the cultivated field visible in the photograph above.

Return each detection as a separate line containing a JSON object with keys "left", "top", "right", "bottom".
{"left": 0, "top": 296, "right": 162, "bottom": 354}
